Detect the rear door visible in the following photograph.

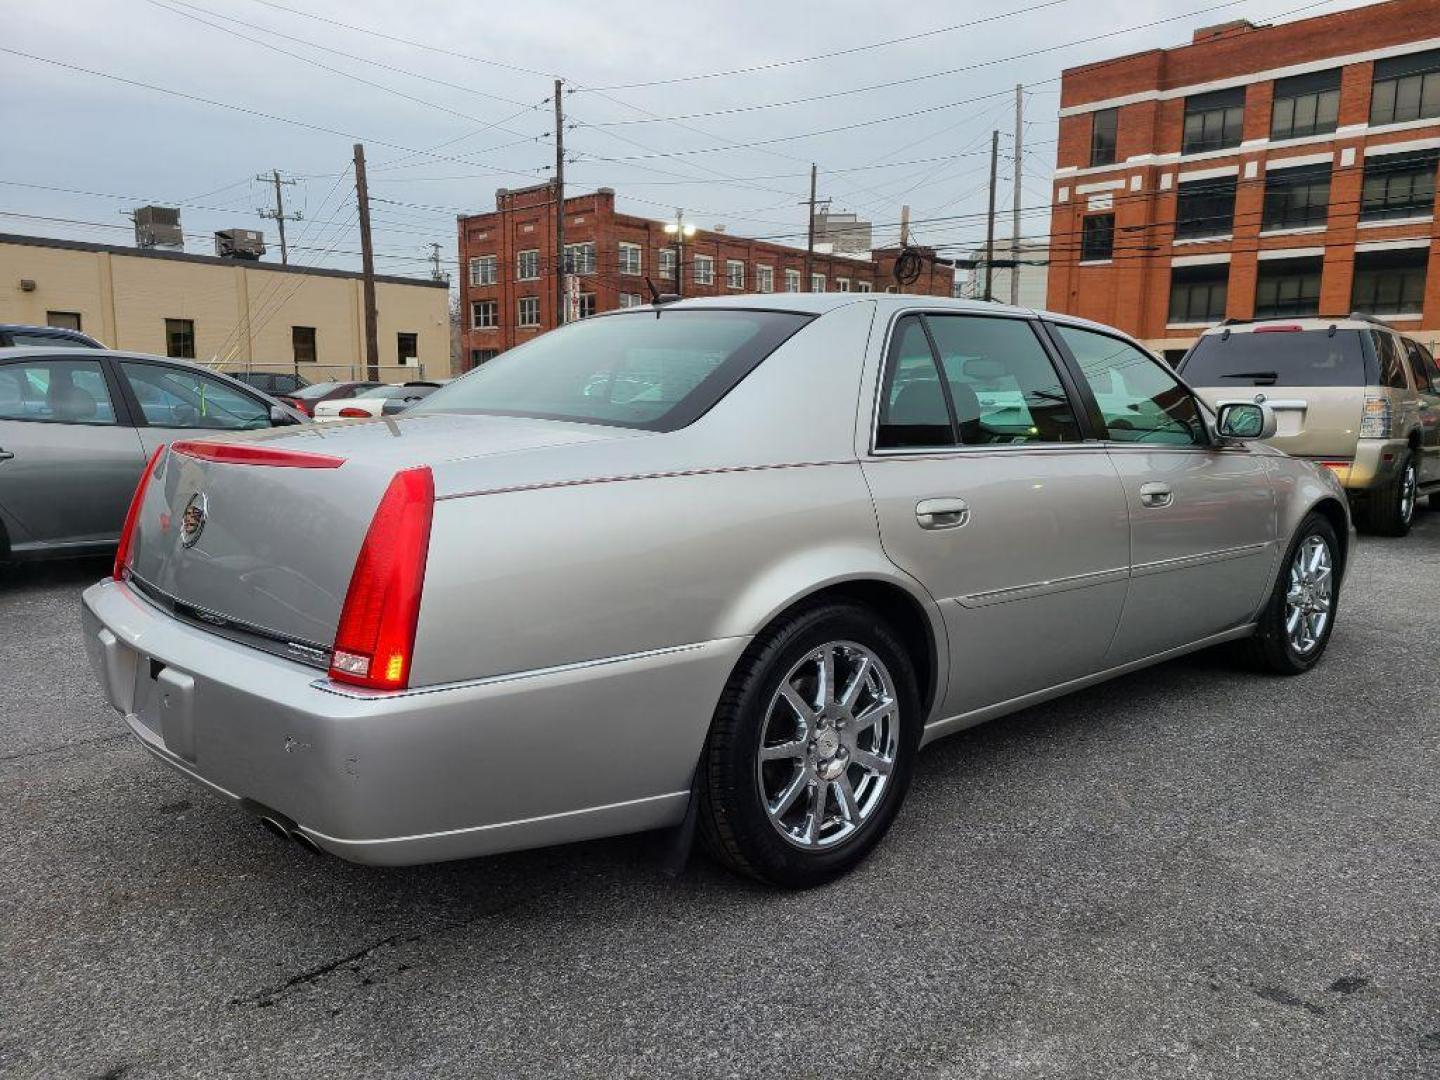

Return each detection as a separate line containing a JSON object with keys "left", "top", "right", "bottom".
{"left": 861, "top": 311, "right": 1130, "bottom": 719}
{"left": 1051, "top": 323, "right": 1276, "bottom": 663}
{"left": 1402, "top": 337, "right": 1440, "bottom": 484}
{"left": 113, "top": 359, "right": 274, "bottom": 457}
{"left": 0, "top": 354, "right": 145, "bottom": 547}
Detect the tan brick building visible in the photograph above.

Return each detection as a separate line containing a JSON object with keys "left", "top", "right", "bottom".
{"left": 1047, "top": 0, "right": 1440, "bottom": 361}
{"left": 457, "top": 185, "right": 953, "bottom": 367}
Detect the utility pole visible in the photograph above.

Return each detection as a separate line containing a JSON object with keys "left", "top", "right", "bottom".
{"left": 1010, "top": 85, "right": 1024, "bottom": 306}
{"left": 664, "top": 208, "right": 691, "bottom": 295}
{"left": 554, "top": 78, "right": 567, "bottom": 327}
{"left": 353, "top": 143, "right": 380, "bottom": 381}
{"left": 803, "top": 164, "right": 817, "bottom": 292}
{"left": 256, "top": 169, "right": 302, "bottom": 266}
{"left": 427, "top": 242, "right": 446, "bottom": 283}
{"left": 899, "top": 204, "right": 911, "bottom": 247}
{"left": 983, "top": 129, "right": 999, "bottom": 303}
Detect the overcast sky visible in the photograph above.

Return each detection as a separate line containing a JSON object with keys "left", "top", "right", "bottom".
{"left": 1, "top": 0, "right": 1372, "bottom": 280}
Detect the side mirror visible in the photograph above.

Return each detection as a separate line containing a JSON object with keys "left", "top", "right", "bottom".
{"left": 270, "top": 404, "right": 301, "bottom": 425}
{"left": 1217, "top": 401, "right": 1277, "bottom": 441}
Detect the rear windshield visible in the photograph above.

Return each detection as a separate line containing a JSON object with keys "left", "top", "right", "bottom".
{"left": 413, "top": 309, "right": 814, "bottom": 430}
{"left": 1180, "top": 330, "right": 1367, "bottom": 387}
{"left": 290, "top": 381, "right": 347, "bottom": 399}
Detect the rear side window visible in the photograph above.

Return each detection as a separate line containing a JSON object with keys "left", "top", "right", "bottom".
{"left": 1403, "top": 339, "right": 1431, "bottom": 391}
{"left": 0, "top": 358, "right": 117, "bottom": 424}
{"left": 1372, "top": 331, "right": 1410, "bottom": 389}
{"left": 1180, "top": 330, "right": 1367, "bottom": 388}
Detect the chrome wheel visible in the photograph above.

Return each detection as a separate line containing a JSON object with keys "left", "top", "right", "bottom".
{"left": 1400, "top": 462, "right": 1417, "bottom": 525}
{"left": 756, "top": 641, "right": 900, "bottom": 849}
{"left": 1285, "top": 535, "right": 1333, "bottom": 655}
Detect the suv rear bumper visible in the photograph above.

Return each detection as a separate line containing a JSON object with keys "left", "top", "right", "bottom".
{"left": 1313, "top": 439, "right": 1408, "bottom": 493}
{"left": 81, "top": 577, "right": 741, "bottom": 865}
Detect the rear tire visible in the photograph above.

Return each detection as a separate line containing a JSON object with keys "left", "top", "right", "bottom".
{"left": 697, "top": 602, "right": 921, "bottom": 889}
{"left": 1364, "top": 451, "right": 1417, "bottom": 537}
{"left": 1242, "top": 512, "right": 1340, "bottom": 675}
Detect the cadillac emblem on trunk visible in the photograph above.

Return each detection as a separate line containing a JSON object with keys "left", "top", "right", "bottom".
{"left": 180, "top": 491, "right": 208, "bottom": 548}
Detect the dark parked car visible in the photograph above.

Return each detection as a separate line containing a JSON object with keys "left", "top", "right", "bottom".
{"left": 0, "top": 346, "right": 304, "bottom": 560}
{"left": 224, "top": 370, "right": 311, "bottom": 396}
{"left": 275, "top": 380, "right": 383, "bottom": 417}
{"left": 0, "top": 324, "right": 104, "bottom": 349}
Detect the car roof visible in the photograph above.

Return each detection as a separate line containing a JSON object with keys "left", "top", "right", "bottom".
{"left": 1196, "top": 317, "right": 1391, "bottom": 337}
{"left": 0, "top": 346, "right": 285, "bottom": 398}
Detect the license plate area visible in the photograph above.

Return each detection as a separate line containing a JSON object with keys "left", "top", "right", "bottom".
{"left": 131, "top": 655, "right": 198, "bottom": 762}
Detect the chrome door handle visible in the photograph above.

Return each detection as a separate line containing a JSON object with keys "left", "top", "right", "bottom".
{"left": 915, "top": 497, "right": 969, "bottom": 530}
{"left": 0, "top": 449, "right": 12, "bottom": 462}
{"left": 1139, "top": 482, "right": 1173, "bottom": 508}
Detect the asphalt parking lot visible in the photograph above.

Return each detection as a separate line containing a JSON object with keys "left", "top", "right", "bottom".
{"left": 2, "top": 516, "right": 1439, "bottom": 1080}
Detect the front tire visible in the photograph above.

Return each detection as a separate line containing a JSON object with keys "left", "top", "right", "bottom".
{"left": 1243, "top": 512, "right": 1340, "bottom": 675}
{"left": 1365, "top": 451, "right": 1417, "bottom": 536}
{"left": 697, "top": 602, "right": 921, "bottom": 888}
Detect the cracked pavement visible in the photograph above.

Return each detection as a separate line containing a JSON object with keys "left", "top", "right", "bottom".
{"left": 2, "top": 515, "right": 1439, "bottom": 1078}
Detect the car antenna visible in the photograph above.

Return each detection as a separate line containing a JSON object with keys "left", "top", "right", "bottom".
{"left": 645, "top": 275, "right": 680, "bottom": 307}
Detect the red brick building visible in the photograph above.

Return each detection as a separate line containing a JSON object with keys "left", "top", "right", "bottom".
{"left": 457, "top": 185, "right": 953, "bottom": 367}
{"left": 1047, "top": 0, "right": 1440, "bottom": 361}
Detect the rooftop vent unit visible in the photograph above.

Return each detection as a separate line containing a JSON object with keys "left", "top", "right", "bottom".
{"left": 215, "top": 229, "right": 266, "bottom": 260}
{"left": 134, "top": 205, "right": 183, "bottom": 249}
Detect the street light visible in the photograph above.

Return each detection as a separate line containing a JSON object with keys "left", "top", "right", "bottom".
{"left": 663, "top": 209, "right": 696, "bottom": 296}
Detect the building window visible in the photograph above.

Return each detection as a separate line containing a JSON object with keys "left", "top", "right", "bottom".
{"left": 658, "top": 248, "right": 677, "bottom": 278}
{"left": 397, "top": 332, "right": 418, "bottom": 364}
{"left": 292, "top": 325, "right": 317, "bottom": 364}
{"left": 1090, "top": 107, "right": 1118, "bottom": 167}
{"left": 469, "top": 254, "right": 497, "bottom": 286}
{"left": 693, "top": 254, "right": 714, "bottom": 285}
{"left": 563, "top": 242, "right": 595, "bottom": 275}
{"left": 577, "top": 293, "right": 596, "bottom": 318}
{"left": 810, "top": 273, "right": 826, "bottom": 292}
{"left": 836, "top": 277, "right": 851, "bottom": 292}
{"left": 618, "top": 242, "right": 642, "bottom": 275}
{"left": 1261, "top": 163, "right": 1331, "bottom": 231}
{"left": 164, "top": 318, "right": 195, "bottom": 359}
{"left": 1370, "top": 49, "right": 1440, "bottom": 127}
{"left": 856, "top": 280, "right": 873, "bottom": 293}
{"left": 1182, "top": 87, "right": 1245, "bottom": 155}
{"left": 619, "top": 292, "right": 643, "bottom": 308}
{"left": 46, "top": 311, "right": 82, "bottom": 331}
{"left": 517, "top": 249, "right": 540, "bottom": 281}
{"left": 1360, "top": 150, "right": 1438, "bottom": 221}
{"left": 518, "top": 296, "right": 540, "bottom": 327}
{"left": 472, "top": 300, "right": 498, "bottom": 329}
{"left": 784, "top": 268, "right": 801, "bottom": 292}
{"left": 1254, "top": 257, "right": 1322, "bottom": 318}
{"left": 726, "top": 259, "right": 745, "bottom": 289}
{"left": 1168, "top": 264, "right": 1228, "bottom": 324}
{"left": 756, "top": 265, "right": 774, "bottom": 293}
{"left": 1080, "top": 214, "right": 1114, "bottom": 261}
{"left": 1270, "top": 69, "right": 1341, "bottom": 141}
{"left": 1174, "top": 176, "right": 1237, "bottom": 239}
{"left": 1352, "top": 248, "right": 1428, "bottom": 315}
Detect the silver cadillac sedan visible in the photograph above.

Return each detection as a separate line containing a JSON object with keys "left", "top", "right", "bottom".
{"left": 81, "top": 295, "right": 1352, "bottom": 888}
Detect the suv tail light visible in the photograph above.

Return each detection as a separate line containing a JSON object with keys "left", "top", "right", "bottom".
{"left": 329, "top": 467, "right": 435, "bottom": 690}
{"left": 113, "top": 444, "right": 166, "bottom": 581}
{"left": 337, "top": 407, "right": 371, "bottom": 418}
{"left": 1359, "top": 396, "right": 1392, "bottom": 439}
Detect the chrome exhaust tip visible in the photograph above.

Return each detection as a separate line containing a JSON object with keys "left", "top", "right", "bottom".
{"left": 290, "top": 830, "right": 325, "bottom": 857}
{"left": 258, "top": 815, "right": 290, "bottom": 841}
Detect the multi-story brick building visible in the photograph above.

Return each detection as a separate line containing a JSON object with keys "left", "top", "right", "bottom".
{"left": 457, "top": 185, "right": 953, "bottom": 368}
{"left": 1047, "top": 0, "right": 1440, "bottom": 362}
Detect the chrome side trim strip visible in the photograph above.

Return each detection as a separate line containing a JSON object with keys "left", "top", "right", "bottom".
{"left": 439, "top": 459, "right": 856, "bottom": 502}
{"left": 955, "top": 566, "right": 1129, "bottom": 608}
{"left": 1130, "top": 541, "right": 1273, "bottom": 579}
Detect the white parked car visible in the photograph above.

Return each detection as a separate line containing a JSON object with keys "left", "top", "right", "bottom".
{"left": 311, "top": 382, "right": 442, "bottom": 421}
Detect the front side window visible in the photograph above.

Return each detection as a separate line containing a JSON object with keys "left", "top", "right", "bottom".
{"left": 1254, "top": 257, "right": 1323, "bottom": 318}
{"left": 1055, "top": 324, "right": 1206, "bottom": 446}
{"left": 1080, "top": 214, "right": 1114, "bottom": 261}
{"left": 1353, "top": 249, "right": 1428, "bottom": 316}
{"left": 469, "top": 255, "right": 497, "bottom": 286}
{"left": 1182, "top": 87, "right": 1245, "bottom": 154}
{"left": 517, "top": 249, "right": 540, "bottom": 281}
{"left": 1271, "top": 69, "right": 1341, "bottom": 140}
{"left": 618, "top": 243, "right": 642, "bottom": 275}
{"left": 1090, "top": 107, "right": 1118, "bottom": 167}
{"left": 412, "top": 309, "right": 812, "bottom": 432}
{"left": 0, "top": 358, "right": 117, "bottom": 424}
{"left": 756, "top": 265, "right": 774, "bottom": 293}
{"left": 472, "top": 300, "right": 498, "bottom": 329}
{"left": 119, "top": 361, "right": 268, "bottom": 430}
{"left": 1262, "top": 163, "right": 1331, "bottom": 230}
{"left": 726, "top": 260, "right": 745, "bottom": 289}
{"left": 1371, "top": 49, "right": 1440, "bottom": 126}
{"left": 1360, "top": 150, "right": 1438, "bottom": 221}
{"left": 693, "top": 255, "right": 714, "bottom": 285}
{"left": 518, "top": 296, "right": 540, "bottom": 327}
{"left": 1168, "top": 264, "right": 1229, "bottom": 324}
{"left": 1175, "top": 176, "right": 1237, "bottom": 239}
{"left": 292, "top": 325, "right": 316, "bottom": 364}
{"left": 165, "top": 318, "right": 195, "bottom": 359}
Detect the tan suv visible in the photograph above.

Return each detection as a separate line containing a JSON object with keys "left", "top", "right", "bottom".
{"left": 1180, "top": 315, "right": 1440, "bottom": 536}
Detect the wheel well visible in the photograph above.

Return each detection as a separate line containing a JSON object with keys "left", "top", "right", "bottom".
{"left": 1409, "top": 428, "right": 1423, "bottom": 451}
{"left": 1309, "top": 497, "right": 1349, "bottom": 578}
{"left": 767, "top": 580, "right": 939, "bottom": 716}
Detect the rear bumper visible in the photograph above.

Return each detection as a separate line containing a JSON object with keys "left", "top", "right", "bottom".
{"left": 82, "top": 578, "right": 743, "bottom": 865}
{"left": 1325, "top": 439, "right": 1408, "bottom": 492}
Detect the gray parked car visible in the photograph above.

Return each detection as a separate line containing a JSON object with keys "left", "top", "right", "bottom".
{"left": 0, "top": 347, "right": 302, "bottom": 560}
{"left": 80, "top": 296, "right": 1352, "bottom": 887}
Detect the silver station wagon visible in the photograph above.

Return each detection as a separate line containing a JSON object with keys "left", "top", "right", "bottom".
{"left": 82, "top": 295, "right": 1352, "bottom": 888}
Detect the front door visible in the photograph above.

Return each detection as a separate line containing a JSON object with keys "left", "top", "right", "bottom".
{"left": 861, "top": 312, "right": 1131, "bottom": 722}
{"left": 1048, "top": 323, "right": 1277, "bottom": 663}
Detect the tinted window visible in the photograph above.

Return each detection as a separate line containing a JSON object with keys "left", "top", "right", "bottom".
{"left": 1056, "top": 325, "right": 1205, "bottom": 446}
{"left": 413, "top": 309, "right": 812, "bottom": 431}
{"left": 119, "top": 362, "right": 270, "bottom": 430}
{"left": 1371, "top": 331, "right": 1410, "bottom": 389}
{"left": 0, "top": 359, "right": 117, "bottom": 424}
{"left": 876, "top": 317, "right": 951, "bottom": 449}
{"left": 1403, "top": 339, "right": 1431, "bottom": 391}
{"left": 1180, "top": 330, "right": 1367, "bottom": 388}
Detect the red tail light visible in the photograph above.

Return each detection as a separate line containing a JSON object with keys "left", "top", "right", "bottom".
{"left": 172, "top": 441, "right": 344, "bottom": 469}
{"left": 329, "top": 467, "right": 435, "bottom": 690}
{"left": 1254, "top": 324, "right": 1303, "bottom": 333}
{"left": 337, "top": 407, "right": 371, "bottom": 418}
{"left": 114, "top": 444, "right": 166, "bottom": 580}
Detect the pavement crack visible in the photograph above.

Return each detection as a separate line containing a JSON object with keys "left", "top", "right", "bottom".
{"left": 1255, "top": 985, "right": 1327, "bottom": 1016}
{"left": 0, "top": 732, "right": 128, "bottom": 764}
